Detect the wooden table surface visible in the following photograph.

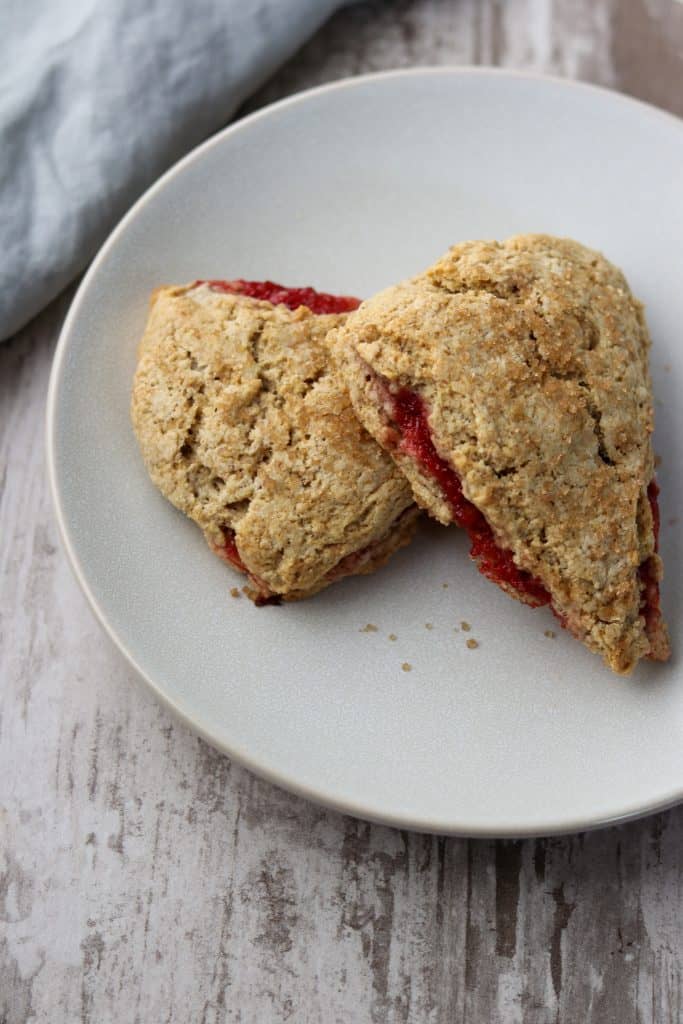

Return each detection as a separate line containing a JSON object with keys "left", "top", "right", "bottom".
{"left": 3, "top": 2, "right": 683, "bottom": 1021}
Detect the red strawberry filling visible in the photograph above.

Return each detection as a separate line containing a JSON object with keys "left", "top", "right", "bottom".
{"left": 214, "top": 530, "right": 246, "bottom": 573}
{"left": 639, "top": 481, "right": 664, "bottom": 648}
{"left": 197, "top": 279, "right": 361, "bottom": 315}
{"left": 211, "top": 528, "right": 281, "bottom": 605}
{"left": 389, "top": 387, "right": 551, "bottom": 606}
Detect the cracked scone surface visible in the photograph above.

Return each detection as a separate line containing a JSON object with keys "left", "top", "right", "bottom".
{"left": 332, "top": 235, "right": 669, "bottom": 673}
{"left": 131, "top": 284, "right": 417, "bottom": 601}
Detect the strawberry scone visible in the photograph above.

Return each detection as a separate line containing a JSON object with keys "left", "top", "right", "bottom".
{"left": 132, "top": 280, "right": 418, "bottom": 604}
{"left": 332, "top": 236, "right": 669, "bottom": 673}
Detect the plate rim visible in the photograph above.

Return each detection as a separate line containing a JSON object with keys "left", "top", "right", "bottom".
{"left": 46, "top": 66, "right": 683, "bottom": 837}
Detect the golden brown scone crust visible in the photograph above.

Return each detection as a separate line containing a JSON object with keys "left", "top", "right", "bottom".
{"left": 131, "top": 284, "right": 417, "bottom": 601}
{"left": 332, "top": 235, "right": 670, "bottom": 673}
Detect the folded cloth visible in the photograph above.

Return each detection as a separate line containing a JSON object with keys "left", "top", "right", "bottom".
{"left": 0, "top": 0, "right": 348, "bottom": 341}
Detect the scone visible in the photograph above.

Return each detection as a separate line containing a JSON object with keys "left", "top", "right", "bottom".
{"left": 132, "top": 280, "right": 418, "bottom": 603}
{"left": 332, "top": 236, "right": 669, "bottom": 673}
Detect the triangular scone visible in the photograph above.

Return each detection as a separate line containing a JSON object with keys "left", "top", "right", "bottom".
{"left": 331, "top": 236, "right": 669, "bottom": 673}
{"left": 132, "top": 281, "right": 418, "bottom": 604}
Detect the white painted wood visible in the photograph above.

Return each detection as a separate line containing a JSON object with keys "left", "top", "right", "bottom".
{"left": 3, "top": 2, "right": 683, "bottom": 1021}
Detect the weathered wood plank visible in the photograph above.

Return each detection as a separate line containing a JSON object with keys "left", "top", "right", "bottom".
{"left": 2, "top": 2, "right": 683, "bottom": 1022}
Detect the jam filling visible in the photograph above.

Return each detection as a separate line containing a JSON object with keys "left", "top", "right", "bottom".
{"left": 388, "top": 388, "right": 550, "bottom": 606}
{"left": 214, "top": 529, "right": 246, "bottom": 574}
{"left": 213, "top": 529, "right": 281, "bottom": 606}
{"left": 639, "top": 480, "right": 663, "bottom": 642}
{"left": 198, "top": 279, "right": 361, "bottom": 315}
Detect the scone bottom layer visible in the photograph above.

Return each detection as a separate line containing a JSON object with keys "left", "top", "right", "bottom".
{"left": 195, "top": 279, "right": 361, "bottom": 314}
{"left": 387, "top": 385, "right": 664, "bottom": 660}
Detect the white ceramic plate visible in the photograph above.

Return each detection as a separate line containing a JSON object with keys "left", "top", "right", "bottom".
{"left": 48, "top": 69, "right": 683, "bottom": 836}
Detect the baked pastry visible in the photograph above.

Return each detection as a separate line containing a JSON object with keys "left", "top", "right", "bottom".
{"left": 131, "top": 280, "right": 418, "bottom": 603}
{"left": 332, "top": 236, "right": 669, "bottom": 673}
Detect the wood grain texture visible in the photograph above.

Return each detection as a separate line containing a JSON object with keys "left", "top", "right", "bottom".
{"left": 2, "top": 2, "right": 683, "bottom": 1022}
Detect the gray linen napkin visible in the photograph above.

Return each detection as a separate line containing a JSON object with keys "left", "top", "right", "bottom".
{"left": 1, "top": 0, "right": 347, "bottom": 341}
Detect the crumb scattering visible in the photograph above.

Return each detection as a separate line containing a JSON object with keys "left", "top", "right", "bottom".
{"left": 425, "top": 622, "right": 433, "bottom": 630}
{"left": 460, "top": 620, "right": 471, "bottom": 632}
{"left": 388, "top": 633, "right": 397, "bottom": 641}
{"left": 442, "top": 583, "right": 449, "bottom": 589}
{"left": 466, "top": 638, "right": 479, "bottom": 650}
{"left": 401, "top": 662, "right": 412, "bottom": 672}
{"left": 230, "top": 587, "right": 241, "bottom": 598}
{"left": 360, "top": 623, "right": 378, "bottom": 633}
{"left": 654, "top": 454, "right": 663, "bottom": 468}
{"left": 544, "top": 629, "right": 556, "bottom": 639}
